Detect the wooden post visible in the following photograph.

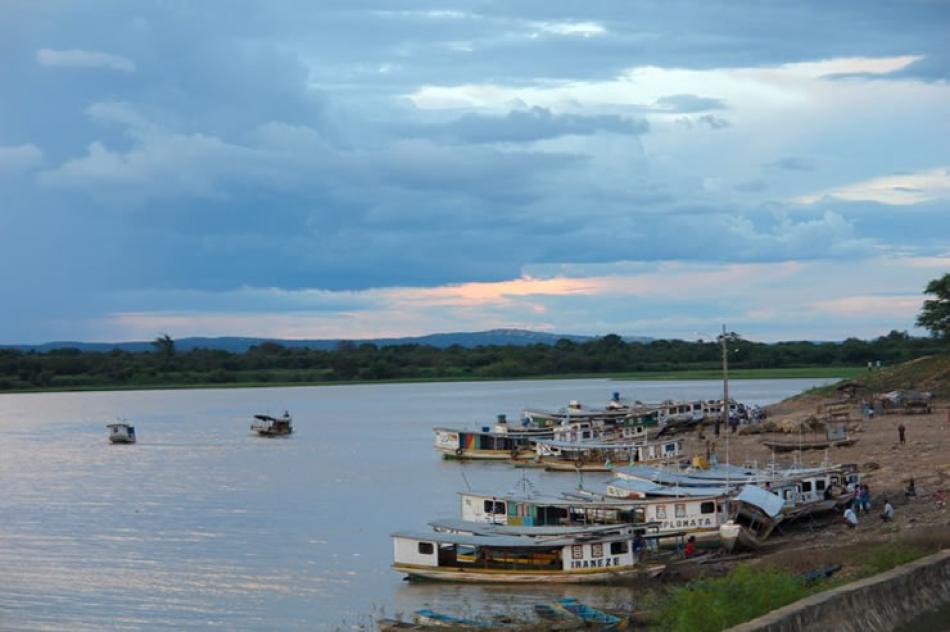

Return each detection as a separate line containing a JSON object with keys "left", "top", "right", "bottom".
{"left": 718, "top": 324, "right": 729, "bottom": 437}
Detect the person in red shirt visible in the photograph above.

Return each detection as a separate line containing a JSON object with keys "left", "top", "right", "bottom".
{"left": 684, "top": 536, "right": 696, "bottom": 558}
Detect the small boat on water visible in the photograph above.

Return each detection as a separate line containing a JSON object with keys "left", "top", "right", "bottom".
{"left": 250, "top": 411, "right": 293, "bottom": 436}
{"left": 551, "top": 597, "right": 628, "bottom": 630}
{"left": 106, "top": 422, "right": 136, "bottom": 444}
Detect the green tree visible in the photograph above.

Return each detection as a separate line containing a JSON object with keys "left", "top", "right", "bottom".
{"left": 151, "top": 334, "right": 176, "bottom": 358}
{"left": 916, "top": 273, "right": 950, "bottom": 338}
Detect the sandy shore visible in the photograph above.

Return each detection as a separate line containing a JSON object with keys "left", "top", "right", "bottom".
{"left": 676, "top": 398, "right": 950, "bottom": 573}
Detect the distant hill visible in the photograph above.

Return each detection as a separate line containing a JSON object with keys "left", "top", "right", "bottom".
{"left": 3, "top": 329, "right": 653, "bottom": 353}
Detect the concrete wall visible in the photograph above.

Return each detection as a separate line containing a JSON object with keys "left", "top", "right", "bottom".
{"left": 727, "top": 550, "right": 950, "bottom": 632}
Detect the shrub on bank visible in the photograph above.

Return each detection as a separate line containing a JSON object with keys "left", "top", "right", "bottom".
{"left": 656, "top": 565, "right": 811, "bottom": 632}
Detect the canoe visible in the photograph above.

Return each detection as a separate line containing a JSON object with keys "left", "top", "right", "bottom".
{"left": 760, "top": 438, "right": 858, "bottom": 452}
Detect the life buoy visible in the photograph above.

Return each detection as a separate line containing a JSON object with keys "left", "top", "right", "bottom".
{"left": 455, "top": 447, "right": 464, "bottom": 457}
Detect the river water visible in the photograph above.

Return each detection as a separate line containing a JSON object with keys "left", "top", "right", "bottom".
{"left": 0, "top": 378, "right": 835, "bottom": 630}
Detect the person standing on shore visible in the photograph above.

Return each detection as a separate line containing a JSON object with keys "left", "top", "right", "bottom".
{"left": 860, "top": 485, "right": 871, "bottom": 513}
{"left": 898, "top": 423, "right": 906, "bottom": 444}
{"left": 881, "top": 499, "right": 894, "bottom": 522}
{"left": 846, "top": 507, "right": 858, "bottom": 527}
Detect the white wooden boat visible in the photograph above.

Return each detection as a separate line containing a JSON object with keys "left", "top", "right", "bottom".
{"left": 457, "top": 486, "right": 728, "bottom": 545}
{"left": 526, "top": 438, "right": 684, "bottom": 472}
{"left": 392, "top": 524, "right": 666, "bottom": 584}
{"left": 106, "top": 422, "right": 136, "bottom": 444}
{"left": 719, "top": 467, "right": 861, "bottom": 551}
{"left": 250, "top": 411, "right": 293, "bottom": 436}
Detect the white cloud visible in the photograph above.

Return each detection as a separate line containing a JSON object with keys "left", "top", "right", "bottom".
{"left": 532, "top": 21, "right": 606, "bottom": 38}
{"left": 0, "top": 144, "right": 43, "bottom": 173}
{"left": 36, "top": 48, "right": 136, "bottom": 72}
{"left": 794, "top": 167, "right": 950, "bottom": 205}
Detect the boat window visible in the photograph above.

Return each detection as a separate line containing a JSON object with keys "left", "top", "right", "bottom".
{"left": 483, "top": 500, "right": 506, "bottom": 515}
{"left": 664, "top": 442, "right": 676, "bottom": 453}
{"left": 675, "top": 504, "right": 686, "bottom": 518}
{"left": 656, "top": 505, "right": 667, "bottom": 519}
{"left": 572, "top": 545, "right": 584, "bottom": 560}
{"left": 591, "top": 543, "right": 603, "bottom": 558}
{"left": 816, "top": 480, "right": 826, "bottom": 491}
{"left": 802, "top": 481, "right": 813, "bottom": 492}
{"left": 418, "top": 542, "right": 434, "bottom": 555}
{"left": 611, "top": 541, "right": 629, "bottom": 555}
{"left": 582, "top": 431, "right": 591, "bottom": 439}
{"left": 701, "top": 502, "right": 715, "bottom": 514}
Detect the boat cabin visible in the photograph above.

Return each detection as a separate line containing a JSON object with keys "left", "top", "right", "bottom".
{"left": 391, "top": 524, "right": 667, "bottom": 583}
{"left": 106, "top": 422, "right": 136, "bottom": 444}
{"left": 251, "top": 411, "right": 293, "bottom": 436}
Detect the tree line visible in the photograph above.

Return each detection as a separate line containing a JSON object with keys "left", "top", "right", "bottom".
{"left": 0, "top": 330, "right": 946, "bottom": 391}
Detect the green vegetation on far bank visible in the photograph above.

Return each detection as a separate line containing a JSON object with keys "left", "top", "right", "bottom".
{"left": 0, "top": 330, "right": 944, "bottom": 394}
{"left": 0, "top": 366, "right": 866, "bottom": 394}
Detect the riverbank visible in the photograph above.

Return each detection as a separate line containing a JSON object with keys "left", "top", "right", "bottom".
{"left": 0, "top": 366, "right": 862, "bottom": 394}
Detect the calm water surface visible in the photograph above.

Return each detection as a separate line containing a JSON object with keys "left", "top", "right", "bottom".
{"left": 0, "top": 378, "right": 835, "bottom": 630}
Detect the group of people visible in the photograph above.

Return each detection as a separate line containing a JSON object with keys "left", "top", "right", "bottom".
{"left": 843, "top": 483, "right": 895, "bottom": 528}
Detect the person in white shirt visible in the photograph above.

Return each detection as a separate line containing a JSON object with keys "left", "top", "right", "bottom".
{"left": 880, "top": 499, "right": 894, "bottom": 522}
{"left": 844, "top": 507, "right": 858, "bottom": 528}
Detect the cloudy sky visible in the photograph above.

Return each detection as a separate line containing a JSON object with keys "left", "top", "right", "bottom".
{"left": 2, "top": 1, "right": 949, "bottom": 344}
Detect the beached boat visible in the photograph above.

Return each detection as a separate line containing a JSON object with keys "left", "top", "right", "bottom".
{"left": 719, "top": 467, "right": 860, "bottom": 551}
{"left": 391, "top": 524, "right": 666, "bottom": 584}
{"left": 106, "top": 422, "right": 136, "bottom": 444}
{"left": 760, "top": 437, "right": 858, "bottom": 452}
{"left": 551, "top": 597, "right": 628, "bottom": 630}
{"left": 250, "top": 411, "right": 293, "bottom": 436}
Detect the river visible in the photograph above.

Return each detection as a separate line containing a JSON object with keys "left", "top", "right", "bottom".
{"left": 0, "top": 377, "right": 835, "bottom": 630}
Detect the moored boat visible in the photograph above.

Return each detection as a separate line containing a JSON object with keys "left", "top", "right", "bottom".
{"left": 527, "top": 438, "right": 684, "bottom": 472}
{"left": 391, "top": 524, "right": 666, "bottom": 584}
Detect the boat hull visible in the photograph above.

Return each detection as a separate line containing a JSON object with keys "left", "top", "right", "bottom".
{"left": 393, "top": 563, "right": 664, "bottom": 584}
{"left": 438, "top": 448, "right": 533, "bottom": 460}
{"left": 760, "top": 439, "right": 858, "bottom": 452}
{"left": 108, "top": 436, "right": 136, "bottom": 444}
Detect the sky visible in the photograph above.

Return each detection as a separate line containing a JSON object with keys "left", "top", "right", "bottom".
{"left": 1, "top": 1, "right": 949, "bottom": 344}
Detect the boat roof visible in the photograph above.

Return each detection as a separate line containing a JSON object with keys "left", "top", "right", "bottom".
{"left": 391, "top": 530, "right": 613, "bottom": 548}
{"left": 429, "top": 518, "right": 651, "bottom": 537}
{"left": 253, "top": 414, "right": 290, "bottom": 422}
{"left": 537, "top": 439, "right": 648, "bottom": 450}
{"left": 735, "top": 485, "right": 785, "bottom": 518}
{"left": 607, "top": 478, "right": 732, "bottom": 498}
{"left": 433, "top": 426, "right": 551, "bottom": 437}
{"left": 461, "top": 489, "right": 652, "bottom": 508}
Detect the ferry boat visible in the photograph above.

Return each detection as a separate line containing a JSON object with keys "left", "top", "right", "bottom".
{"left": 435, "top": 412, "right": 656, "bottom": 460}
{"left": 391, "top": 523, "right": 667, "bottom": 584}
{"left": 457, "top": 485, "right": 729, "bottom": 545}
{"left": 524, "top": 437, "right": 684, "bottom": 472}
{"left": 106, "top": 422, "right": 136, "bottom": 444}
{"left": 434, "top": 415, "right": 552, "bottom": 460}
{"left": 250, "top": 411, "right": 293, "bottom": 436}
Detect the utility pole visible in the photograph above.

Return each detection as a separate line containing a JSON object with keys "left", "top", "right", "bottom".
{"left": 718, "top": 324, "right": 729, "bottom": 437}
